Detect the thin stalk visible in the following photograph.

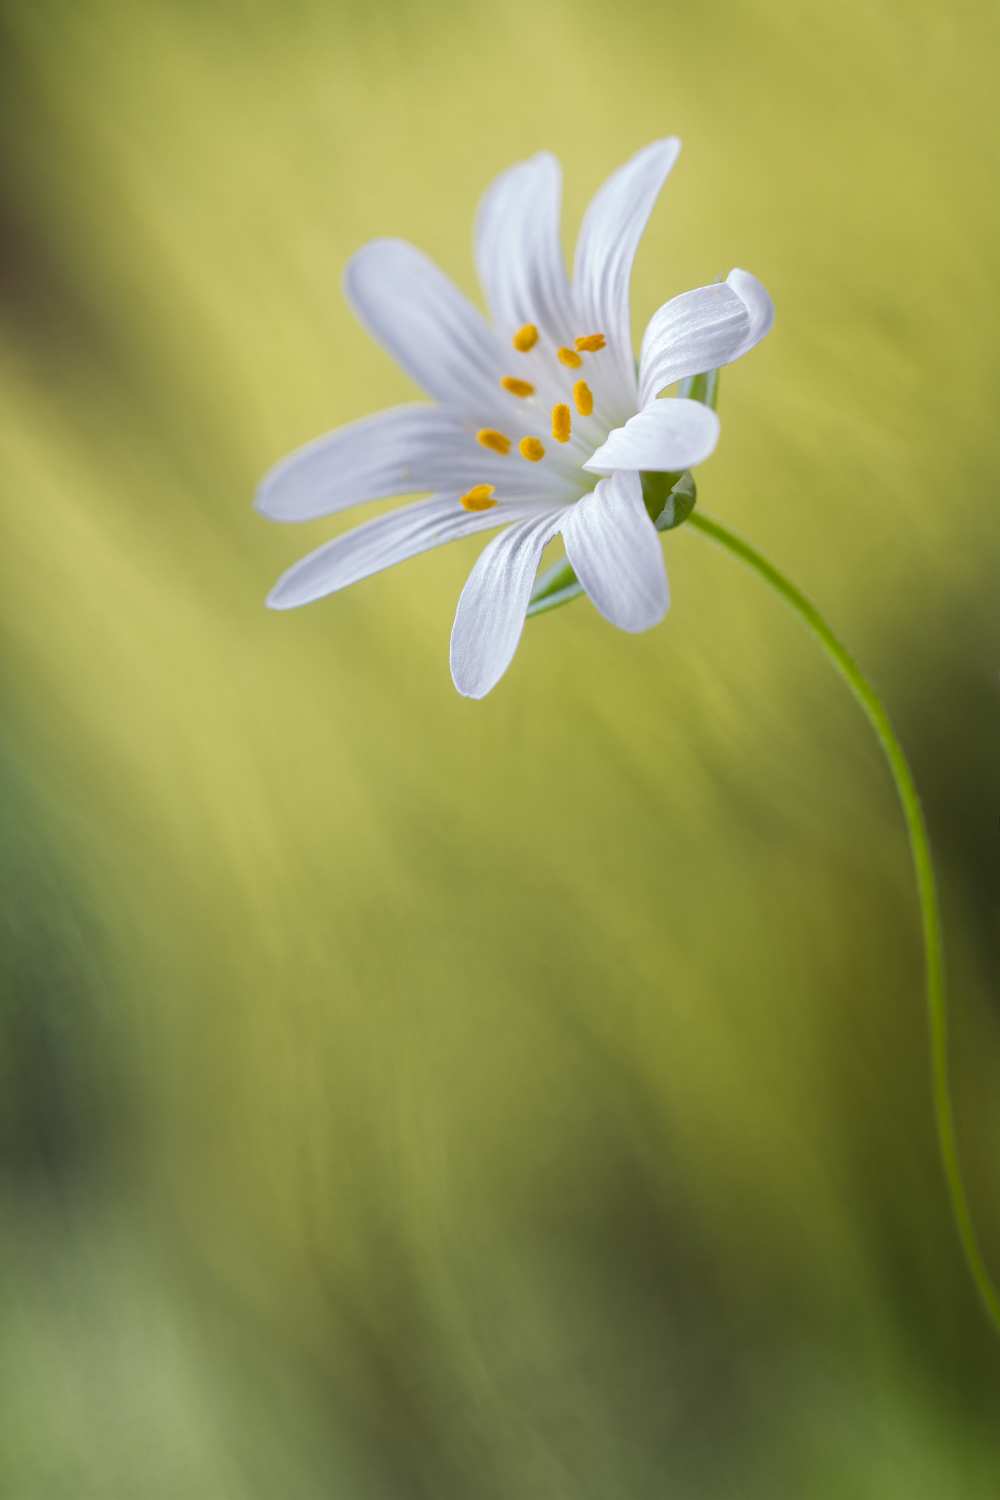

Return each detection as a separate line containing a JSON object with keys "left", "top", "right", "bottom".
{"left": 688, "top": 508, "right": 1000, "bottom": 1337}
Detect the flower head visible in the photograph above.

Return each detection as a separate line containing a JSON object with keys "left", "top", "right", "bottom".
{"left": 257, "top": 140, "right": 773, "bottom": 698}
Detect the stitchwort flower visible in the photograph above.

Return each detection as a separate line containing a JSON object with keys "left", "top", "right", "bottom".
{"left": 257, "top": 139, "right": 773, "bottom": 697}
{"left": 255, "top": 145, "right": 1000, "bottom": 1338}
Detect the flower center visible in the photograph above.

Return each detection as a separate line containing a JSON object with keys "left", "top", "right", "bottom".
{"left": 461, "top": 327, "right": 607, "bottom": 510}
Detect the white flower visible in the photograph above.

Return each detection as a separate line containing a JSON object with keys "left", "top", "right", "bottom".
{"left": 257, "top": 139, "right": 773, "bottom": 698}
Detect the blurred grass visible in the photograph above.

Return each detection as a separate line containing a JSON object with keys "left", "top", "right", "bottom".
{"left": 2, "top": 0, "right": 1000, "bottom": 1494}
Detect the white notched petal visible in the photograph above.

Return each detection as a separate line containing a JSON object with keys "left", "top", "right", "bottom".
{"left": 638, "top": 283, "right": 751, "bottom": 405}
{"left": 475, "top": 152, "right": 575, "bottom": 344}
{"left": 256, "top": 405, "right": 470, "bottom": 522}
{"left": 638, "top": 272, "right": 775, "bottom": 403}
{"left": 725, "top": 267, "right": 775, "bottom": 359}
{"left": 584, "top": 397, "right": 720, "bottom": 474}
{"left": 267, "top": 494, "right": 522, "bottom": 610}
{"left": 256, "top": 403, "right": 575, "bottom": 522}
{"left": 344, "top": 239, "right": 506, "bottom": 413}
{"left": 572, "top": 138, "right": 681, "bottom": 420}
{"left": 450, "top": 509, "right": 566, "bottom": 699}
{"left": 561, "top": 470, "right": 669, "bottom": 633}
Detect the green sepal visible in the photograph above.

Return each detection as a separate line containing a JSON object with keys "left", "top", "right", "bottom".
{"left": 677, "top": 366, "right": 720, "bottom": 411}
{"left": 643, "top": 468, "right": 697, "bottom": 532}
{"left": 527, "top": 557, "right": 582, "bottom": 616}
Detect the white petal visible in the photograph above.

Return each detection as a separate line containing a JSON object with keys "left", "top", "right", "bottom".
{"left": 450, "top": 509, "right": 566, "bottom": 699}
{"left": 726, "top": 267, "right": 775, "bottom": 358}
{"left": 584, "top": 398, "right": 720, "bottom": 474}
{"left": 638, "top": 272, "right": 775, "bottom": 403}
{"left": 344, "top": 239, "right": 506, "bottom": 413}
{"left": 267, "top": 495, "right": 522, "bottom": 610}
{"left": 638, "top": 283, "right": 750, "bottom": 405}
{"left": 475, "top": 152, "right": 575, "bottom": 343}
{"left": 561, "top": 470, "right": 668, "bottom": 633}
{"left": 572, "top": 139, "right": 681, "bottom": 420}
{"left": 256, "top": 403, "right": 573, "bottom": 521}
{"left": 256, "top": 405, "right": 468, "bottom": 522}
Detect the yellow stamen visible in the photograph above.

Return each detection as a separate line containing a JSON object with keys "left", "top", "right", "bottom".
{"left": 512, "top": 323, "right": 538, "bottom": 352}
{"left": 460, "top": 484, "right": 497, "bottom": 512}
{"left": 557, "top": 346, "right": 583, "bottom": 369}
{"left": 551, "top": 404, "right": 571, "bottom": 444}
{"left": 574, "top": 332, "right": 606, "bottom": 352}
{"left": 573, "top": 380, "right": 594, "bottom": 417}
{"left": 500, "top": 375, "right": 535, "bottom": 399}
{"left": 477, "top": 428, "right": 512, "bottom": 455}
{"left": 519, "top": 436, "right": 545, "bottom": 462}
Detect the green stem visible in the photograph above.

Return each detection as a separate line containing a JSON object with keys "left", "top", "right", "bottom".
{"left": 688, "top": 508, "right": 1000, "bottom": 1338}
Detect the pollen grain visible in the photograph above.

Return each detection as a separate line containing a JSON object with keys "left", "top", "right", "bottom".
{"left": 519, "top": 436, "right": 545, "bottom": 462}
{"left": 512, "top": 323, "right": 539, "bottom": 352}
{"left": 557, "top": 346, "right": 583, "bottom": 369}
{"left": 477, "top": 428, "right": 512, "bottom": 455}
{"left": 460, "top": 484, "right": 498, "bottom": 512}
{"left": 551, "top": 404, "right": 571, "bottom": 444}
{"left": 572, "top": 380, "right": 594, "bottom": 416}
{"left": 500, "top": 375, "right": 535, "bottom": 398}
{"left": 574, "top": 333, "right": 606, "bottom": 352}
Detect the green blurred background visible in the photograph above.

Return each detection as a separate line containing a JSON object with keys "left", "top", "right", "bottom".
{"left": 3, "top": 0, "right": 999, "bottom": 1493}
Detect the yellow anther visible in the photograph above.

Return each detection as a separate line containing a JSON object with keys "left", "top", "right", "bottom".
{"left": 557, "top": 346, "right": 583, "bottom": 369}
{"left": 460, "top": 484, "right": 497, "bottom": 512}
{"left": 574, "top": 332, "right": 606, "bottom": 352}
{"left": 519, "top": 436, "right": 545, "bottom": 462}
{"left": 551, "top": 404, "right": 571, "bottom": 444}
{"left": 573, "top": 380, "right": 594, "bottom": 417}
{"left": 500, "top": 375, "right": 535, "bottom": 399}
{"left": 512, "top": 323, "right": 539, "bottom": 352}
{"left": 477, "top": 428, "right": 512, "bottom": 455}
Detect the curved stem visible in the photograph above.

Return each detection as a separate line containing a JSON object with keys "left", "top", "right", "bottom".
{"left": 688, "top": 508, "right": 1000, "bottom": 1337}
